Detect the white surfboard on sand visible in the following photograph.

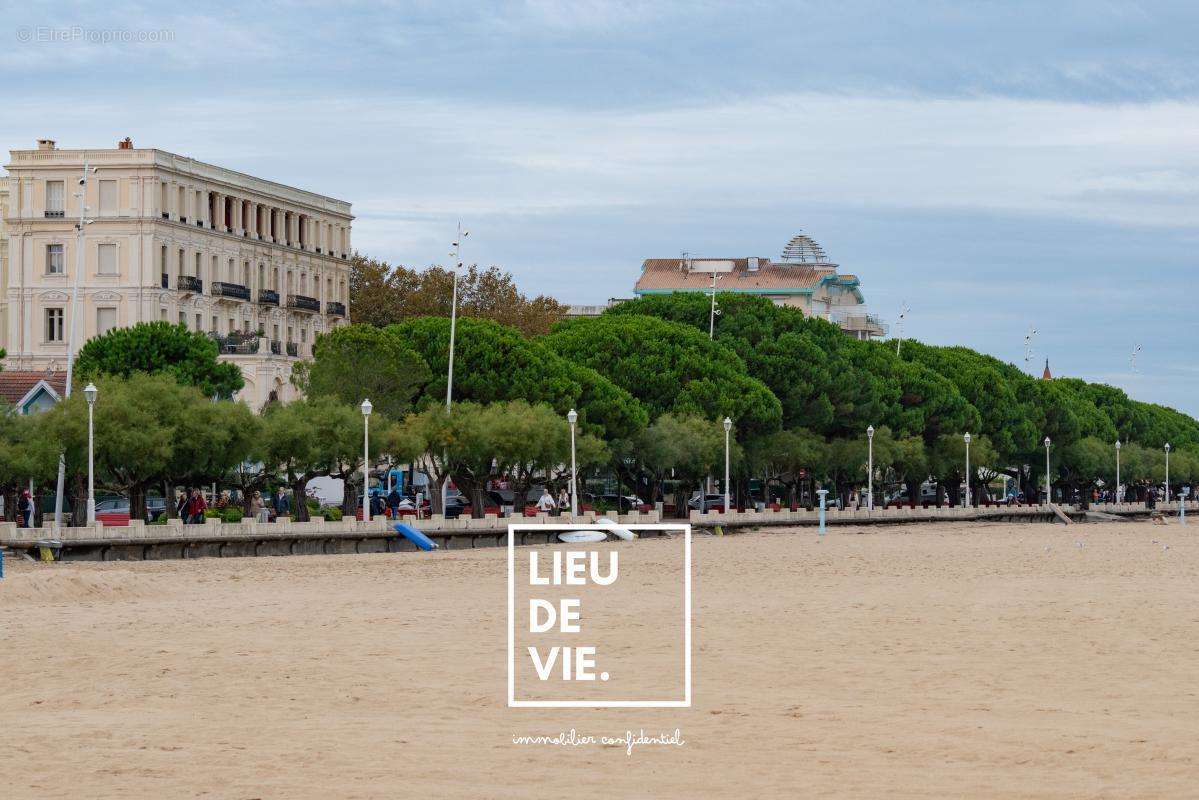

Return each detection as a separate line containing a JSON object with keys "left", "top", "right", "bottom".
{"left": 558, "top": 530, "right": 609, "bottom": 543}
{"left": 595, "top": 517, "right": 637, "bottom": 541}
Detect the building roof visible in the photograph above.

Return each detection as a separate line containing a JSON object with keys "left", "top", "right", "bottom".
{"left": 634, "top": 258, "right": 856, "bottom": 295}
{"left": 0, "top": 370, "right": 67, "bottom": 408}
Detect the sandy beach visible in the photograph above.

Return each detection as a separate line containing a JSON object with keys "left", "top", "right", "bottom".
{"left": 3, "top": 521, "right": 1199, "bottom": 798}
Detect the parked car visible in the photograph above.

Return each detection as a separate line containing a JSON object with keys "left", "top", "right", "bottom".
{"left": 687, "top": 493, "right": 727, "bottom": 512}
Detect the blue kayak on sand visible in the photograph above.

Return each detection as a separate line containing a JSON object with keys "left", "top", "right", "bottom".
{"left": 394, "top": 523, "right": 439, "bottom": 551}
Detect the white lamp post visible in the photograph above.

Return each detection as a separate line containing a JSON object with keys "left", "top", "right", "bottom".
{"left": 1115, "top": 439, "right": 1121, "bottom": 503}
{"left": 567, "top": 408, "right": 578, "bottom": 517}
{"left": 963, "top": 432, "right": 972, "bottom": 508}
{"left": 1165, "top": 442, "right": 1171, "bottom": 500}
{"left": 54, "top": 161, "right": 97, "bottom": 527}
{"left": 84, "top": 382, "right": 98, "bottom": 525}
{"left": 442, "top": 223, "right": 469, "bottom": 514}
{"left": 360, "top": 398, "right": 372, "bottom": 522}
{"left": 723, "top": 417, "right": 733, "bottom": 513}
{"left": 1043, "top": 436, "right": 1052, "bottom": 503}
{"left": 866, "top": 425, "right": 875, "bottom": 511}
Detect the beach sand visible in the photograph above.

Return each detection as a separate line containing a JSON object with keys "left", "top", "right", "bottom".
{"left": 3, "top": 521, "right": 1199, "bottom": 798}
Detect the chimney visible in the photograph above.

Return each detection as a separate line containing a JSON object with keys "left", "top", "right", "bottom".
{"left": 117, "top": 137, "right": 133, "bottom": 150}
{"left": 36, "top": 138, "right": 56, "bottom": 150}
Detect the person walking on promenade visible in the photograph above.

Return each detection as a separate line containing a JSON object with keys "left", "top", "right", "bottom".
{"left": 387, "top": 486, "right": 402, "bottom": 518}
{"left": 274, "top": 487, "right": 291, "bottom": 520}
{"left": 187, "top": 489, "right": 207, "bottom": 524}
{"left": 251, "top": 491, "right": 267, "bottom": 523}
{"left": 19, "top": 489, "right": 35, "bottom": 528}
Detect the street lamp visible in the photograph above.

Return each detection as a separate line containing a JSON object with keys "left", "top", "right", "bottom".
{"left": 866, "top": 425, "right": 875, "bottom": 511}
{"left": 1043, "top": 436, "right": 1052, "bottom": 503}
{"left": 1165, "top": 442, "right": 1171, "bottom": 500}
{"left": 54, "top": 160, "right": 98, "bottom": 527}
{"left": 1115, "top": 439, "right": 1121, "bottom": 503}
{"left": 360, "top": 398, "right": 372, "bottom": 523}
{"left": 84, "top": 382, "right": 98, "bottom": 525}
{"left": 963, "top": 432, "right": 972, "bottom": 508}
{"left": 723, "top": 417, "right": 733, "bottom": 514}
{"left": 442, "top": 223, "right": 469, "bottom": 513}
{"left": 567, "top": 408, "right": 578, "bottom": 517}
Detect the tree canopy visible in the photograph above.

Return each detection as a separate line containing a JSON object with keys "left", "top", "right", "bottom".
{"left": 75, "top": 321, "right": 244, "bottom": 398}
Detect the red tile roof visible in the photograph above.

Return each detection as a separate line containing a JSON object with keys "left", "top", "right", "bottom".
{"left": 0, "top": 370, "right": 67, "bottom": 407}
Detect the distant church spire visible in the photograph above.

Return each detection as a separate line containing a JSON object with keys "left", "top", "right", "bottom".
{"left": 1042, "top": 358, "right": 1052, "bottom": 380}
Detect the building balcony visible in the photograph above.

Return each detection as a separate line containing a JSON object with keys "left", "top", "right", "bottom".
{"left": 258, "top": 289, "right": 280, "bottom": 306}
{"left": 285, "top": 341, "right": 299, "bottom": 357}
{"left": 211, "top": 332, "right": 261, "bottom": 355}
{"left": 326, "top": 301, "right": 346, "bottom": 317}
{"left": 286, "top": 294, "right": 320, "bottom": 313}
{"left": 45, "top": 210, "right": 65, "bottom": 218}
{"left": 830, "top": 309, "right": 888, "bottom": 340}
{"left": 270, "top": 340, "right": 282, "bottom": 355}
{"left": 177, "top": 275, "right": 203, "bottom": 294}
{"left": 212, "top": 281, "right": 251, "bottom": 301}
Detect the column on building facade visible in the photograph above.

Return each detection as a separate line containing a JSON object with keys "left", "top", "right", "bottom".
{"left": 213, "top": 192, "right": 224, "bottom": 230}
{"left": 249, "top": 202, "right": 259, "bottom": 238}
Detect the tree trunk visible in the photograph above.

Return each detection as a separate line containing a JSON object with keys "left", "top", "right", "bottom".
{"left": 291, "top": 481, "right": 310, "bottom": 521}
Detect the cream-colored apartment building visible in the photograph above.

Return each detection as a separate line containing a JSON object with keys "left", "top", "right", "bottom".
{"left": 1, "top": 138, "right": 353, "bottom": 406}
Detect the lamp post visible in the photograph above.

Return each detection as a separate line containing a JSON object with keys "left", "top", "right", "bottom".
{"left": 1115, "top": 439, "right": 1121, "bottom": 504}
{"left": 708, "top": 269, "right": 721, "bottom": 338}
{"left": 816, "top": 488, "right": 828, "bottom": 535}
{"left": 54, "top": 160, "right": 97, "bottom": 527}
{"left": 963, "top": 432, "right": 972, "bottom": 508}
{"left": 84, "top": 382, "right": 98, "bottom": 525}
{"left": 723, "top": 417, "right": 733, "bottom": 514}
{"left": 360, "top": 398, "right": 372, "bottom": 523}
{"left": 567, "top": 408, "right": 578, "bottom": 517}
{"left": 1164, "top": 443, "right": 1171, "bottom": 501}
{"left": 442, "top": 223, "right": 469, "bottom": 513}
{"left": 866, "top": 425, "right": 875, "bottom": 511}
{"left": 1043, "top": 436, "right": 1052, "bottom": 503}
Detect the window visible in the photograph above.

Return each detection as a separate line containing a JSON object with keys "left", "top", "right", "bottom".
{"left": 272, "top": 324, "right": 279, "bottom": 339}
{"left": 195, "top": 314, "right": 202, "bottom": 330}
{"left": 161, "top": 308, "right": 168, "bottom": 321}
{"left": 97, "top": 243, "right": 117, "bottom": 275}
{"left": 300, "top": 328, "right": 307, "bottom": 343}
{"left": 195, "top": 252, "right": 202, "bottom": 278}
{"left": 287, "top": 325, "right": 293, "bottom": 342}
{"left": 178, "top": 249, "right": 185, "bottom": 277}
{"left": 99, "top": 180, "right": 117, "bottom": 216}
{"left": 46, "top": 180, "right": 65, "bottom": 216}
{"left": 45, "top": 308, "right": 64, "bottom": 342}
{"left": 211, "top": 315, "right": 218, "bottom": 332}
{"left": 179, "top": 311, "right": 186, "bottom": 326}
{"left": 46, "top": 243, "right": 65, "bottom": 275}
{"left": 96, "top": 307, "right": 117, "bottom": 336}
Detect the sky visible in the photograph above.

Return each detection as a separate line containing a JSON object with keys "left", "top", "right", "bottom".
{"left": 4, "top": 0, "right": 1198, "bottom": 414}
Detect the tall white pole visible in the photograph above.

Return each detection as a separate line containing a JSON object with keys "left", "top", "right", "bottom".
{"left": 866, "top": 425, "right": 874, "bottom": 511}
{"left": 568, "top": 409, "right": 578, "bottom": 517}
{"left": 443, "top": 222, "right": 467, "bottom": 514}
{"left": 361, "top": 399, "right": 372, "bottom": 523}
{"left": 86, "top": 400, "right": 95, "bottom": 525}
{"left": 1044, "top": 438, "right": 1051, "bottom": 503}
{"left": 1165, "top": 443, "right": 1171, "bottom": 500}
{"left": 723, "top": 417, "right": 732, "bottom": 513}
{"left": 709, "top": 270, "right": 718, "bottom": 338}
{"left": 54, "top": 159, "right": 92, "bottom": 527}
{"left": 964, "top": 433, "right": 971, "bottom": 508}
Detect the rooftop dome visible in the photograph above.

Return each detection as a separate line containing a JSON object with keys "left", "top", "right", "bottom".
{"left": 780, "top": 232, "right": 830, "bottom": 264}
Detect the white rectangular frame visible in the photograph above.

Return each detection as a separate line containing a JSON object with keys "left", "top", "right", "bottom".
{"left": 507, "top": 523, "right": 692, "bottom": 708}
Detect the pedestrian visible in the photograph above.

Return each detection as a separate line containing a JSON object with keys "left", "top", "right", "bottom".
{"left": 274, "top": 487, "right": 291, "bottom": 520}
{"left": 557, "top": 487, "right": 569, "bottom": 511}
{"left": 187, "top": 488, "right": 207, "bottom": 524}
{"left": 19, "top": 489, "right": 35, "bottom": 528}
{"left": 535, "top": 488, "right": 557, "bottom": 514}
{"left": 176, "top": 490, "right": 188, "bottom": 520}
{"left": 387, "top": 485, "right": 402, "bottom": 518}
{"left": 251, "top": 491, "right": 267, "bottom": 523}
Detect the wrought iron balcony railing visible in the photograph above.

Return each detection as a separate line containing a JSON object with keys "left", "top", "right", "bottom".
{"left": 212, "top": 281, "right": 251, "bottom": 301}
{"left": 286, "top": 294, "right": 320, "bottom": 312}
{"left": 326, "top": 301, "right": 346, "bottom": 317}
{"left": 177, "top": 275, "right": 203, "bottom": 294}
{"left": 258, "top": 289, "right": 280, "bottom": 306}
